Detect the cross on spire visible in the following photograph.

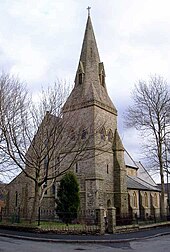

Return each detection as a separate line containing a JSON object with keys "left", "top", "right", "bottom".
{"left": 87, "top": 6, "right": 91, "bottom": 16}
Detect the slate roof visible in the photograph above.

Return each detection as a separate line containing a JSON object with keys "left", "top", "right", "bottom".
{"left": 125, "top": 150, "right": 161, "bottom": 192}
{"left": 127, "top": 176, "right": 160, "bottom": 191}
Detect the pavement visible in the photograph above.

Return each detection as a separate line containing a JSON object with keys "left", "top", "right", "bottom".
{"left": 0, "top": 225, "right": 170, "bottom": 243}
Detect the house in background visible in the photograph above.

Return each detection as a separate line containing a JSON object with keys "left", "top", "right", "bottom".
{"left": 5, "top": 13, "right": 161, "bottom": 223}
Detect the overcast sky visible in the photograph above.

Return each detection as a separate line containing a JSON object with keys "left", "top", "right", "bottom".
{"left": 0, "top": 0, "right": 170, "bottom": 175}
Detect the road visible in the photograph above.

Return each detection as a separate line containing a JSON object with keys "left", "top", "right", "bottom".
{"left": 0, "top": 234, "right": 170, "bottom": 252}
{"left": 1, "top": 225, "right": 170, "bottom": 241}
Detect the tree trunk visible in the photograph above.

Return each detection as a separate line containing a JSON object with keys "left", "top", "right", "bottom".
{"left": 160, "top": 163, "right": 165, "bottom": 218}
{"left": 30, "top": 182, "right": 40, "bottom": 223}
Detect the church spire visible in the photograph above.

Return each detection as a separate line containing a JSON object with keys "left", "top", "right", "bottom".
{"left": 63, "top": 11, "right": 117, "bottom": 114}
{"left": 75, "top": 11, "right": 100, "bottom": 87}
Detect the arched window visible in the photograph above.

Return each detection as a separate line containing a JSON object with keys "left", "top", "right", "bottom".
{"left": 15, "top": 191, "right": 18, "bottom": 207}
{"left": 75, "top": 162, "right": 78, "bottom": 173}
{"left": 108, "top": 129, "right": 113, "bottom": 142}
{"left": 100, "top": 127, "right": 106, "bottom": 140}
{"left": 70, "top": 129, "right": 75, "bottom": 141}
{"left": 81, "top": 129, "right": 87, "bottom": 139}
{"left": 133, "top": 191, "right": 137, "bottom": 208}
{"left": 144, "top": 192, "right": 148, "bottom": 207}
{"left": 107, "top": 164, "right": 109, "bottom": 174}
{"left": 154, "top": 193, "right": 158, "bottom": 207}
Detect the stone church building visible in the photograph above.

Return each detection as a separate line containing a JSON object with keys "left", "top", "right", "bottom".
{"left": 6, "top": 13, "right": 161, "bottom": 222}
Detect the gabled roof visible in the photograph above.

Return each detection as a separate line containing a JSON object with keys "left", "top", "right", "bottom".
{"left": 125, "top": 150, "right": 160, "bottom": 192}
{"left": 127, "top": 176, "right": 160, "bottom": 191}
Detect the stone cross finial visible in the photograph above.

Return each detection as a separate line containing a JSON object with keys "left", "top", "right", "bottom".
{"left": 87, "top": 6, "right": 91, "bottom": 16}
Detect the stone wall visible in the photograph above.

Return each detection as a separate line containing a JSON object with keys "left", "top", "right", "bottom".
{"left": 6, "top": 172, "right": 34, "bottom": 219}
{"left": 6, "top": 171, "right": 56, "bottom": 220}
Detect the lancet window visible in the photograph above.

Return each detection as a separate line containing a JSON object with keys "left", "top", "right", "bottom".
{"left": 75, "top": 162, "right": 79, "bottom": 173}
{"left": 108, "top": 129, "right": 113, "bottom": 142}
{"left": 144, "top": 192, "right": 148, "bottom": 207}
{"left": 154, "top": 193, "right": 158, "bottom": 207}
{"left": 70, "top": 128, "right": 75, "bottom": 141}
{"left": 81, "top": 129, "right": 88, "bottom": 139}
{"left": 100, "top": 127, "right": 106, "bottom": 140}
{"left": 133, "top": 191, "right": 137, "bottom": 208}
{"left": 15, "top": 191, "right": 18, "bottom": 207}
{"left": 107, "top": 164, "right": 109, "bottom": 174}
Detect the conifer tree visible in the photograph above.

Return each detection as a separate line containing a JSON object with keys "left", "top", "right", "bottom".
{"left": 56, "top": 172, "right": 80, "bottom": 224}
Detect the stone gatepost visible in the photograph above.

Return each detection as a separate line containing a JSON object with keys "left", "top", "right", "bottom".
{"left": 107, "top": 207, "right": 116, "bottom": 233}
{"left": 96, "top": 207, "right": 105, "bottom": 234}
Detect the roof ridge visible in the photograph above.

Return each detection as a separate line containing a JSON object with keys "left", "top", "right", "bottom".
{"left": 137, "top": 161, "right": 156, "bottom": 185}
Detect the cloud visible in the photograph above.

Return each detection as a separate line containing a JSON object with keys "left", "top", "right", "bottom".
{"left": 0, "top": 0, "right": 170, "bottom": 162}
{"left": 120, "top": 127, "right": 143, "bottom": 161}
{"left": 0, "top": 0, "right": 81, "bottom": 82}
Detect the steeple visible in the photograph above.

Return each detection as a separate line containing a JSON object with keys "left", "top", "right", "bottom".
{"left": 76, "top": 14, "right": 100, "bottom": 84}
{"left": 63, "top": 11, "right": 117, "bottom": 115}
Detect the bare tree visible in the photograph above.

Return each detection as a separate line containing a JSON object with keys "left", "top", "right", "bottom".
{"left": 0, "top": 73, "right": 29, "bottom": 180}
{"left": 124, "top": 75, "right": 170, "bottom": 216}
{"left": 0, "top": 73, "right": 106, "bottom": 221}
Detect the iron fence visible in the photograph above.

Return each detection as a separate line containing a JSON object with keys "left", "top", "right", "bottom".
{"left": 38, "top": 208, "right": 97, "bottom": 225}
{"left": 1, "top": 206, "right": 170, "bottom": 233}
{"left": 116, "top": 209, "right": 170, "bottom": 226}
